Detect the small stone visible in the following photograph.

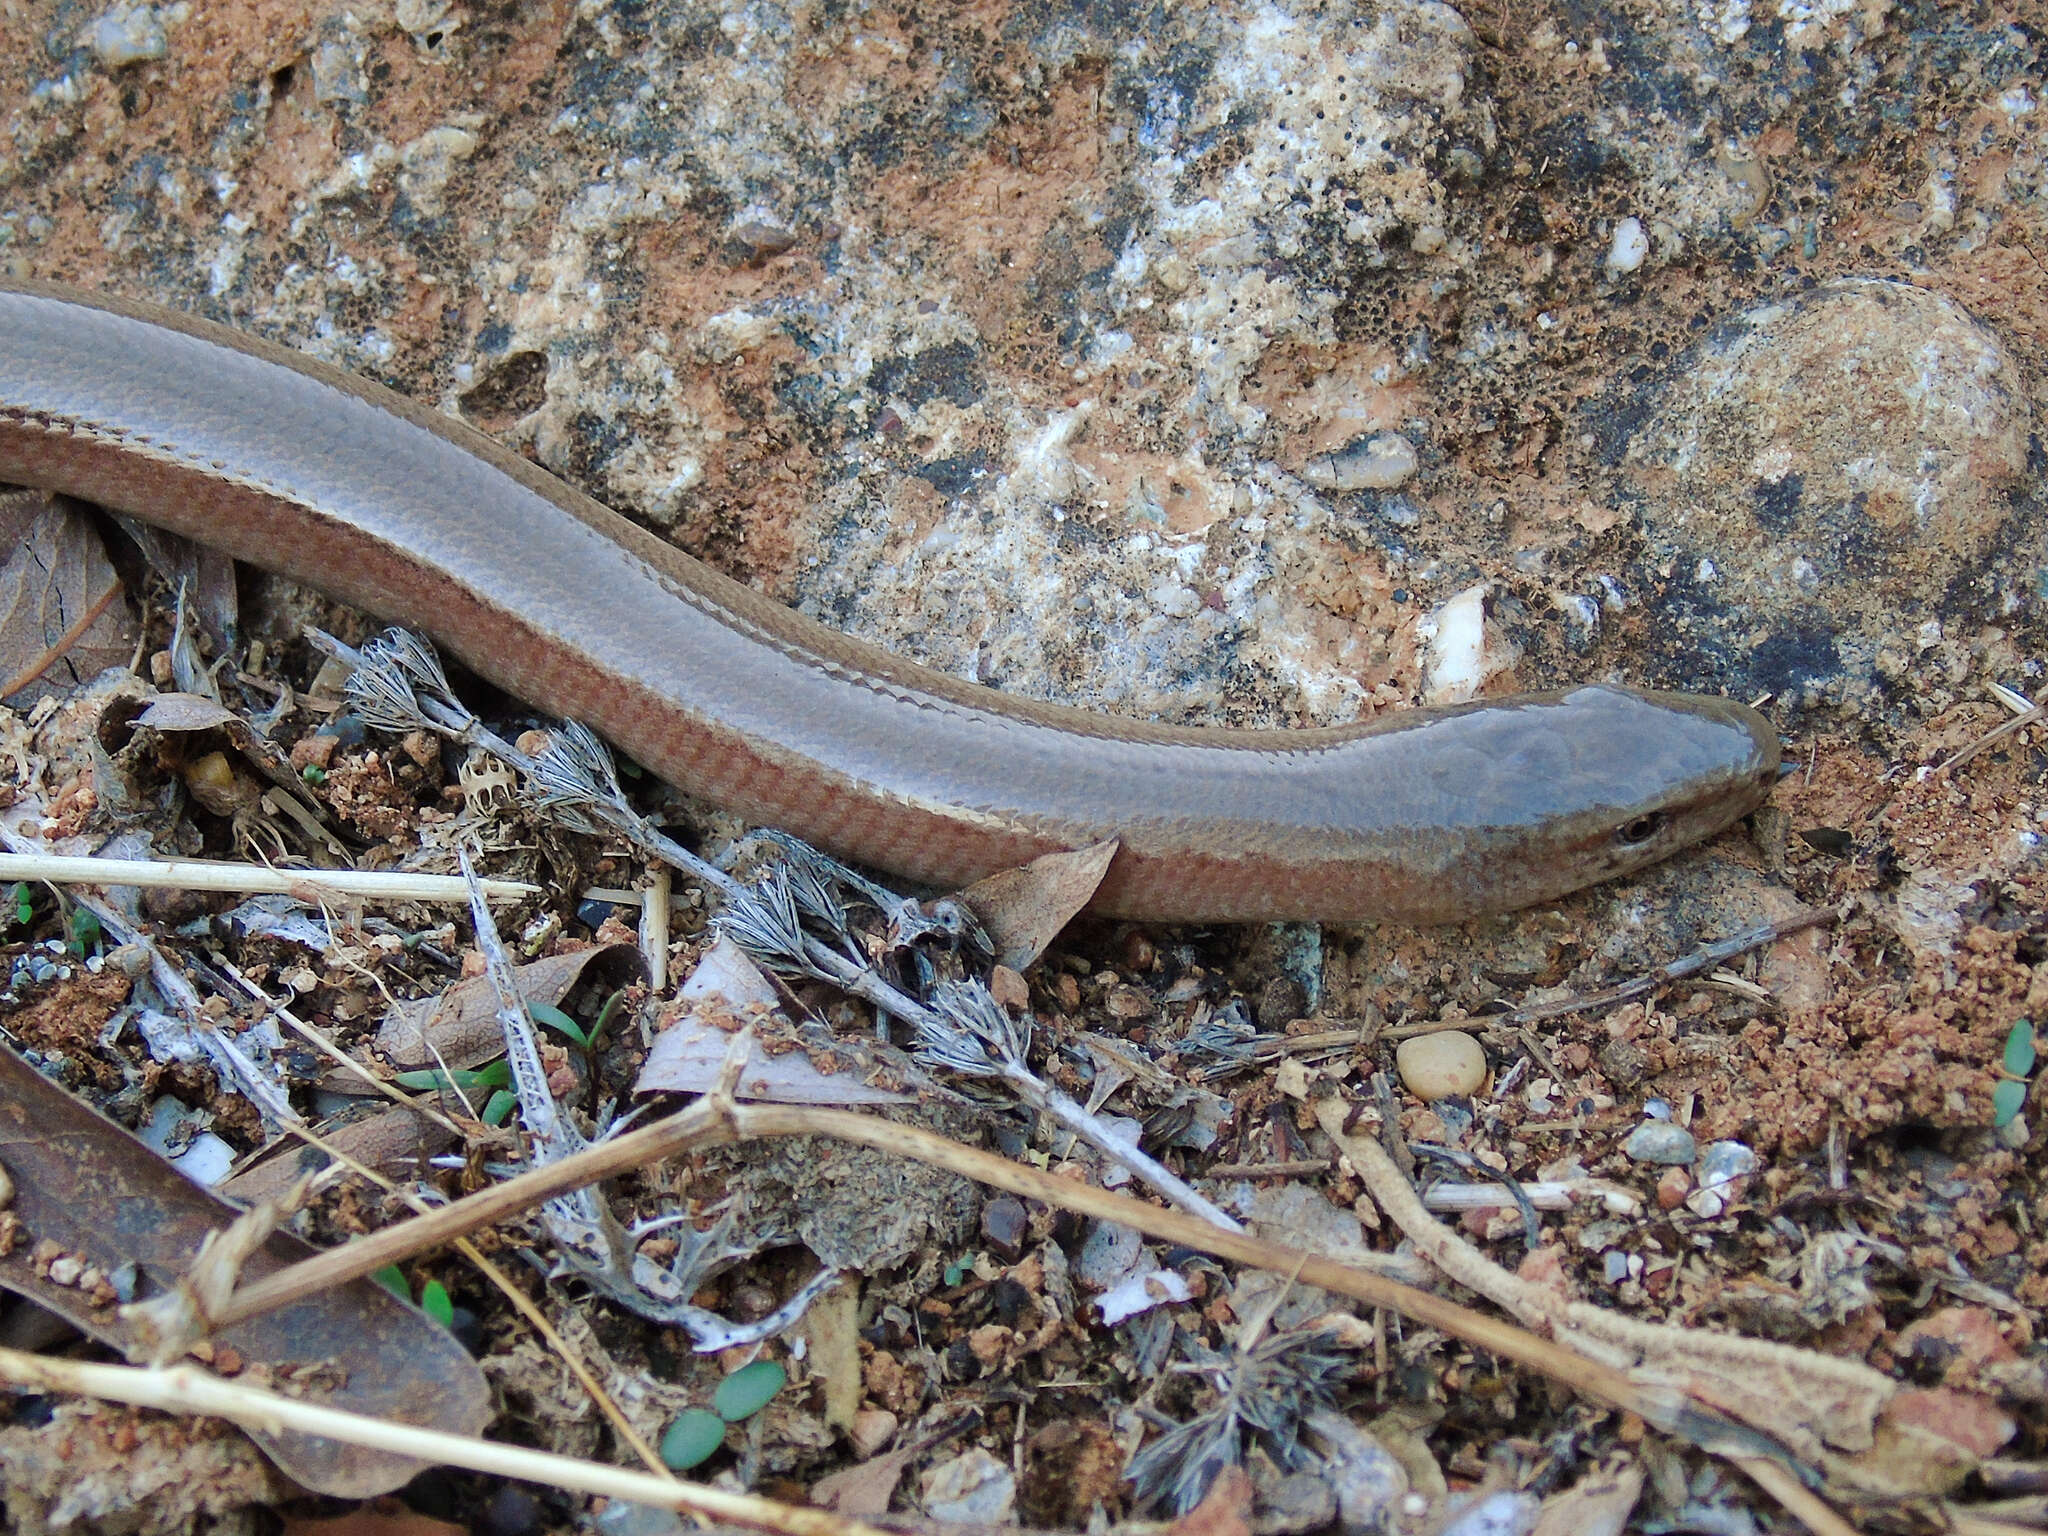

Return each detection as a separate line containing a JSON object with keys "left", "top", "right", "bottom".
{"left": 1604, "top": 215, "right": 1649, "bottom": 275}
{"left": 1624, "top": 1120, "right": 1696, "bottom": 1166}
{"left": 1655, "top": 1167, "right": 1691, "bottom": 1210}
{"left": 1688, "top": 1139, "right": 1759, "bottom": 1216}
{"left": 847, "top": 1406, "right": 898, "bottom": 1458}
{"left": 1303, "top": 431, "right": 1419, "bottom": 491}
{"left": 87, "top": 5, "right": 167, "bottom": 67}
{"left": 988, "top": 964, "right": 1030, "bottom": 1013}
{"left": 920, "top": 1446, "right": 1016, "bottom": 1524}
{"left": 1256, "top": 975, "right": 1307, "bottom": 1029}
{"left": 1395, "top": 1031, "right": 1487, "bottom": 1101}
{"left": 981, "top": 1194, "right": 1028, "bottom": 1262}
{"left": 479, "top": 1485, "right": 544, "bottom": 1536}
{"left": 1254, "top": 1469, "right": 1337, "bottom": 1534}
{"left": 1596, "top": 1038, "right": 1650, "bottom": 1088}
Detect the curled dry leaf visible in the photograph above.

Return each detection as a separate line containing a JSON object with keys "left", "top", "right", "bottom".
{"left": 1529, "top": 1457, "right": 1644, "bottom": 1536}
{"left": 0, "top": 492, "right": 137, "bottom": 707}
{"left": 0, "top": 1044, "right": 490, "bottom": 1498}
{"left": 958, "top": 838, "right": 1118, "bottom": 972}
{"left": 634, "top": 936, "right": 912, "bottom": 1106}
{"left": 221, "top": 1107, "right": 458, "bottom": 1205}
{"left": 375, "top": 943, "right": 642, "bottom": 1070}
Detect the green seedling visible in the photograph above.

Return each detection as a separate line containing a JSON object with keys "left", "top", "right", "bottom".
{"left": 660, "top": 1360, "right": 789, "bottom": 1472}
{"left": 370, "top": 1265, "right": 455, "bottom": 1330}
{"left": 65, "top": 907, "right": 101, "bottom": 960}
{"left": 392, "top": 1059, "right": 512, "bottom": 1095}
{"left": 529, "top": 1000, "right": 587, "bottom": 1048}
{"left": 1995, "top": 1019, "right": 2037, "bottom": 1129}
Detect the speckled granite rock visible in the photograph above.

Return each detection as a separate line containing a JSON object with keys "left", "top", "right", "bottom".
{"left": 1619, "top": 278, "right": 2037, "bottom": 707}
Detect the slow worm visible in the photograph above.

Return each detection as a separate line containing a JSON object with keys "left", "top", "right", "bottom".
{"left": 0, "top": 281, "right": 1779, "bottom": 922}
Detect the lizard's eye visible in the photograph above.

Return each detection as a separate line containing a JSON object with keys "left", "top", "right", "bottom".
{"left": 1615, "top": 812, "right": 1667, "bottom": 848}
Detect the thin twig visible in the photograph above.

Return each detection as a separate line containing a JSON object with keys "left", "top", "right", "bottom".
{"left": 0, "top": 1351, "right": 866, "bottom": 1536}
{"left": 0, "top": 851, "right": 535, "bottom": 902}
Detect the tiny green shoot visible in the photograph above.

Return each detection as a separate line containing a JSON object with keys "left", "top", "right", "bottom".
{"left": 660, "top": 1359, "right": 788, "bottom": 1472}
{"left": 529, "top": 1000, "right": 587, "bottom": 1048}
{"left": 659, "top": 1408, "right": 727, "bottom": 1471}
{"left": 65, "top": 907, "right": 101, "bottom": 960}
{"left": 588, "top": 987, "right": 628, "bottom": 1052}
{"left": 1995, "top": 1020, "right": 2037, "bottom": 1129}
{"left": 393, "top": 1059, "right": 511, "bottom": 1094}
{"left": 419, "top": 1279, "right": 455, "bottom": 1328}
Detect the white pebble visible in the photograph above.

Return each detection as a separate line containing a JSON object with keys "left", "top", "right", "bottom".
{"left": 87, "top": 5, "right": 167, "bottom": 67}
{"left": 1605, "top": 216, "right": 1649, "bottom": 275}
{"left": 1396, "top": 1031, "right": 1487, "bottom": 1101}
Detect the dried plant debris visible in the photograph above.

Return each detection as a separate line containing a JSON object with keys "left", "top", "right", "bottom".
{"left": 0, "top": 1044, "right": 489, "bottom": 1496}
{"left": 0, "top": 493, "right": 136, "bottom": 710}
{"left": 1127, "top": 1325, "right": 1356, "bottom": 1515}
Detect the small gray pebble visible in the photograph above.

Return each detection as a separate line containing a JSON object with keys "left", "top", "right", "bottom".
{"left": 1623, "top": 1120, "right": 1697, "bottom": 1165}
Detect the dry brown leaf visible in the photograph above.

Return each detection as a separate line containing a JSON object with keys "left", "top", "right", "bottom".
{"left": 810, "top": 1445, "right": 913, "bottom": 1515}
{"left": 0, "top": 1044, "right": 491, "bottom": 1498}
{"left": 376, "top": 943, "right": 642, "bottom": 1069}
{"left": 635, "top": 936, "right": 908, "bottom": 1105}
{"left": 221, "top": 1107, "right": 458, "bottom": 1204}
{"left": 0, "top": 492, "right": 137, "bottom": 706}
{"left": 959, "top": 839, "right": 1118, "bottom": 971}
{"left": 1530, "top": 1457, "right": 1644, "bottom": 1536}
{"left": 132, "top": 693, "right": 243, "bottom": 732}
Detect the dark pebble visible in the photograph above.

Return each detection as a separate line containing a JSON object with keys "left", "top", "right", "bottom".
{"left": 981, "top": 1194, "right": 1028, "bottom": 1261}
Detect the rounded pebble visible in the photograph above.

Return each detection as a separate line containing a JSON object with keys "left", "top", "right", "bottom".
{"left": 1655, "top": 1167, "right": 1692, "bottom": 1210}
{"left": 980, "top": 1194, "right": 1028, "bottom": 1261}
{"left": 1620, "top": 279, "right": 2033, "bottom": 706}
{"left": 1395, "top": 1031, "right": 1487, "bottom": 1100}
{"left": 1624, "top": 1120, "right": 1697, "bottom": 1166}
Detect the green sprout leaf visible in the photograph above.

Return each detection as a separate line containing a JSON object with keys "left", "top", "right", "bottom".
{"left": 1994, "top": 1079, "right": 2028, "bottom": 1129}
{"left": 713, "top": 1360, "right": 786, "bottom": 1422}
{"left": 660, "top": 1408, "right": 727, "bottom": 1471}
{"left": 65, "top": 907, "right": 101, "bottom": 959}
{"left": 370, "top": 1264, "right": 411, "bottom": 1301}
{"left": 6, "top": 883, "right": 31, "bottom": 928}
{"left": 419, "top": 1279, "right": 455, "bottom": 1328}
{"left": 588, "top": 987, "right": 628, "bottom": 1052}
{"left": 393, "top": 1060, "right": 511, "bottom": 1094}
{"left": 529, "top": 1001, "right": 587, "bottom": 1048}
{"left": 482, "top": 1089, "right": 518, "bottom": 1126}
{"left": 2003, "top": 1020, "right": 2036, "bottom": 1079}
